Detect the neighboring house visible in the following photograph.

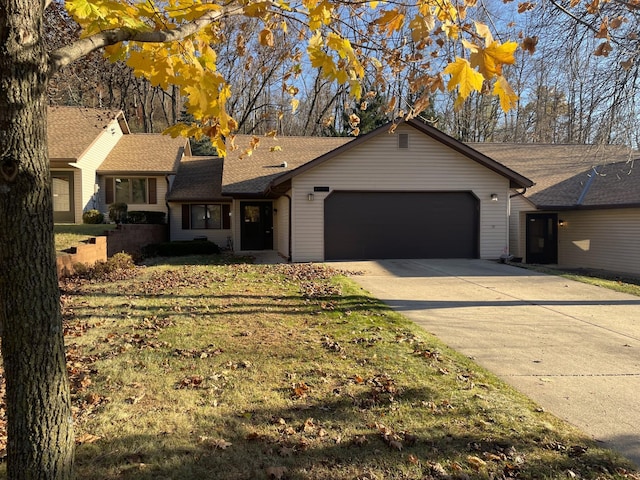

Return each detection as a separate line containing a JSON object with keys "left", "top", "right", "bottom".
{"left": 48, "top": 106, "right": 189, "bottom": 223}
{"left": 473, "top": 143, "right": 640, "bottom": 275}
{"left": 50, "top": 107, "right": 640, "bottom": 277}
{"left": 170, "top": 120, "right": 533, "bottom": 262}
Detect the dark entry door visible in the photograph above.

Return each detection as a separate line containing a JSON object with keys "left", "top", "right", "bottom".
{"left": 526, "top": 213, "right": 558, "bottom": 264}
{"left": 324, "top": 191, "right": 480, "bottom": 260}
{"left": 240, "top": 202, "right": 273, "bottom": 250}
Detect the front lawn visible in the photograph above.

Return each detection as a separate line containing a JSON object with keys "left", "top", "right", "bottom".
{"left": 2, "top": 257, "right": 638, "bottom": 479}
{"left": 54, "top": 223, "right": 116, "bottom": 252}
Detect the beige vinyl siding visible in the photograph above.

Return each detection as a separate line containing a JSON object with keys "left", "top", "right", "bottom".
{"left": 558, "top": 208, "right": 640, "bottom": 276}
{"left": 508, "top": 194, "right": 535, "bottom": 259}
{"left": 275, "top": 195, "right": 290, "bottom": 259}
{"left": 290, "top": 124, "right": 510, "bottom": 262}
{"left": 168, "top": 202, "right": 232, "bottom": 246}
{"left": 75, "top": 120, "right": 124, "bottom": 219}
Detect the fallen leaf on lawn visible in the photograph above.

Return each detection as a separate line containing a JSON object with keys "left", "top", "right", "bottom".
{"left": 407, "top": 454, "right": 419, "bottom": 464}
{"left": 76, "top": 433, "right": 101, "bottom": 444}
{"left": 303, "top": 417, "right": 315, "bottom": 432}
{"left": 199, "top": 436, "right": 232, "bottom": 450}
{"left": 266, "top": 466, "right": 287, "bottom": 479}
{"left": 354, "top": 435, "right": 368, "bottom": 446}
{"left": 467, "top": 455, "right": 487, "bottom": 470}
{"left": 292, "top": 382, "right": 309, "bottom": 398}
{"left": 279, "top": 446, "right": 295, "bottom": 457}
{"left": 125, "top": 393, "right": 145, "bottom": 405}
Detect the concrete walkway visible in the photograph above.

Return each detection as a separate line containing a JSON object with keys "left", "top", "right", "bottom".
{"left": 329, "top": 259, "right": 640, "bottom": 466}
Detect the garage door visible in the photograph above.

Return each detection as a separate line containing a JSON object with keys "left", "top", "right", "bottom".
{"left": 324, "top": 191, "right": 479, "bottom": 260}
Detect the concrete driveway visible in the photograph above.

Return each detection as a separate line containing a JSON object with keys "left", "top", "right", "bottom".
{"left": 330, "top": 259, "right": 640, "bottom": 466}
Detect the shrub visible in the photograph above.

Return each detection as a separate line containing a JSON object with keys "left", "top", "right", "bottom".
{"left": 73, "top": 252, "right": 136, "bottom": 280}
{"left": 127, "top": 211, "right": 166, "bottom": 224}
{"left": 143, "top": 240, "right": 220, "bottom": 257}
{"left": 108, "top": 202, "right": 128, "bottom": 224}
{"left": 82, "top": 209, "right": 104, "bottom": 224}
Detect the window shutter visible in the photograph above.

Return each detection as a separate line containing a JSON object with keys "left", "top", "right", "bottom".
{"left": 148, "top": 178, "right": 157, "bottom": 204}
{"left": 105, "top": 178, "right": 114, "bottom": 204}
{"left": 182, "top": 204, "right": 190, "bottom": 229}
{"left": 222, "top": 204, "right": 231, "bottom": 229}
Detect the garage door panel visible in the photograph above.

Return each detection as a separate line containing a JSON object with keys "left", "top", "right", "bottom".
{"left": 324, "top": 191, "right": 479, "bottom": 260}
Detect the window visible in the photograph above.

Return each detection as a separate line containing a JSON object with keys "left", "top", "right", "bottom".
{"left": 105, "top": 177, "right": 157, "bottom": 204}
{"left": 182, "top": 204, "right": 231, "bottom": 230}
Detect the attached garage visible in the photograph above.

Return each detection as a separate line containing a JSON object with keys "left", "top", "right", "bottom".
{"left": 324, "top": 191, "right": 479, "bottom": 260}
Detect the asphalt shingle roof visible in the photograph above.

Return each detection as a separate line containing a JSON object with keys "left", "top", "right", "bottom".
{"left": 97, "top": 134, "right": 187, "bottom": 174}
{"left": 222, "top": 135, "right": 353, "bottom": 194}
{"left": 48, "top": 106, "right": 120, "bottom": 160}
{"left": 471, "top": 143, "right": 639, "bottom": 208}
{"left": 167, "top": 156, "right": 228, "bottom": 202}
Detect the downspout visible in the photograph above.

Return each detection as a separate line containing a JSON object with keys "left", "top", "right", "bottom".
{"left": 165, "top": 175, "right": 171, "bottom": 241}
{"left": 284, "top": 193, "right": 292, "bottom": 262}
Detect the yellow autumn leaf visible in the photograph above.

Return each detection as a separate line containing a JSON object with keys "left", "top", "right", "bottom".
{"left": 474, "top": 21, "right": 493, "bottom": 45}
{"left": 443, "top": 57, "right": 484, "bottom": 99}
{"left": 409, "top": 14, "right": 435, "bottom": 43}
{"left": 291, "top": 98, "right": 300, "bottom": 113}
{"left": 469, "top": 40, "right": 517, "bottom": 78}
{"left": 493, "top": 76, "right": 518, "bottom": 111}
{"left": 259, "top": 28, "right": 274, "bottom": 47}
{"left": 374, "top": 9, "right": 405, "bottom": 37}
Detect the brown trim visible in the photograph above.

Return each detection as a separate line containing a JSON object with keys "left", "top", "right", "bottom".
{"left": 105, "top": 178, "right": 114, "bottom": 204}
{"left": 222, "top": 204, "right": 231, "bottom": 229}
{"left": 268, "top": 119, "right": 534, "bottom": 192}
{"left": 182, "top": 204, "right": 191, "bottom": 229}
{"left": 148, "top": 178, "right": 157, "bottom": 204}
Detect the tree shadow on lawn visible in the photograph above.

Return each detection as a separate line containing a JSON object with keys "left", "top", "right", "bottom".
{"left": 63, "top": 293, "right": 390, "bottom": 322}
{"left": 74, "top": 387, "right": 635, "bottom": 480}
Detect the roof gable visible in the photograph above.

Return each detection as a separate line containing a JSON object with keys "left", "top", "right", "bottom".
{"left": 168, "top": 156, "right": 228, "bottom": 202}
{"left": 47, "top": 106, "right": 121, "bottom": 160}
{"left": 269, "top": 119, "right": 533, "bottom": 191}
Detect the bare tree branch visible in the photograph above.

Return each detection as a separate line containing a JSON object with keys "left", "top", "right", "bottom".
{"left": 49, "top": 6, "right": 244, "bottom": 72}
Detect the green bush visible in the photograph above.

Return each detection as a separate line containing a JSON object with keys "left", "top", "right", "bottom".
{"left": 143, "top": 240, "right": 220, "bottom": 257}
{"left": 82, "top": 209, "right": 104, "bottom": 224}
{"left": 108, "top": 202, "right": 128, "bottom": 224}
{"left": 127, "top": 211, "right": 166, "bottom": 224}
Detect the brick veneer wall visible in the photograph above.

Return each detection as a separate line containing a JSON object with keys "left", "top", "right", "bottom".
{"left": 106, "top": 224, "right": 168, "bottom": 257}
{"left": 56, "top": 236, "right": 107, "bottom": 277}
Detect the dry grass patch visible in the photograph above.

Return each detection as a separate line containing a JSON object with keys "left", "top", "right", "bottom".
{"left": 2, "top": 258, "right": 638, "bottom": 479}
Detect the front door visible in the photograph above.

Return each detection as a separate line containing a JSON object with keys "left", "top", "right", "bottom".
{"left": 240, "top": 202, "right": 273, "bottom": 250}
{"left": 52, "top": 171, "right": 75, "bottom": 223}
{"left": 526, "top": 213, "right": 558, "bottom": 264}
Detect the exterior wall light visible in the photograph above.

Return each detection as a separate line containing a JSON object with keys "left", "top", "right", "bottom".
{"left": 490, "top": 193, "right": 498, "bottom": 202}
{"left": 559, "top": 219, "right": 565, "bottom": 227}
{"left": 307, "top": 193, "right": 314, "bottom": 201}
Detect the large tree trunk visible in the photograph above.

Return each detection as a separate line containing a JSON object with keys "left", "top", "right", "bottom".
{"left": 0, "top": 1, "right": 75, "bottom": 479}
